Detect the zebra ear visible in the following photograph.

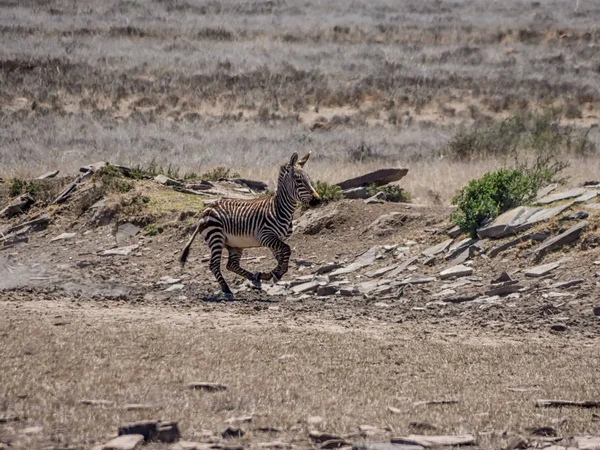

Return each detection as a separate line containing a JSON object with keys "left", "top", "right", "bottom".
{"left": 298, "top": 152, "right": 311, "bottom": 167}
{"left": 289, "top": 152, "right": 299, "bottom": 167}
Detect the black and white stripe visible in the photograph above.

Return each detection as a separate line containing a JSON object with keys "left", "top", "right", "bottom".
{"left": 180, "top": 152, "right": 320, "bottom": 299}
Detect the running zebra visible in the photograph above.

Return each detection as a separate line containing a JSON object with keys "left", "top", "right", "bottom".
{"left": 180, "top": 152, "right": 321, "bottom": 299}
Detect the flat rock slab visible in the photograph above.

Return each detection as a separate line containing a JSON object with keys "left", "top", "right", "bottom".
{"left": 36, "top": 170, "right": 60, "bottom": 179}
{"left": 342, "top": 187, "right": 369, "bottom": 199}
{"left": 574, "top": 436, "right": 600, "bottom": 450}
{"left": 478, "top": 203, "right": 572, "bottom": 239}
{"left": 187, "top": 382, "right": 227, "bottom": 392}
{"left": 353, "top": 443, "right": 424, "bottom": 450}
{"left": 388, "top": 255, "right": 420, "bottom": 278}
{"left": 330, "top": 246, "right": 381, "bottom": 276}
{"left": 102, "top": 434, "right": 144, "bottom": 450}
{"left": 536, "top": 183, "right": 558, "bottom": 199}
{"left": 50, "top": 232, "right": 77, "bottom": 242}
{"left": 391, "top": 434, "right": 475, "bottom": 447}
{"left": 337, "top": 168, "right": 409, "bottom": 190}
{"left": 524, "top": 261, "right": 561, "bottom": 277}
{"left": 537, "top": 187, "right": 587, "bottom": 204}
{"left": 291, "top": 280, "right": 320, "bottom": 294}
{"left": 101, "top": 244, "right": 140, "bottom": 256}
{"left": 534, "top": 221, "right": 588, "bottom": 256}
{"left": 421, "top": 239, "right": 453, "bottom": 257}
{"left": 574, "top": 190, "right": 599, "bottom": 203}
{"left": 439, "top": 264, "right": 473, "bottom": 280}
{"left": 154, "top": 174, "right": 182, "bottom": 186}
{"left": 116, "top": 223, "right": 141, "bottom": 244}
{"left": 535, "top": 399, "right": 600, "bottom": 408}
{"left": 399, "top": 275, "right": 436, "bottom": 285}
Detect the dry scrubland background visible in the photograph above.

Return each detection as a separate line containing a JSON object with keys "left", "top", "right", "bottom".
{"left": 2, "top": 0, "right": 600, "bottom": 202}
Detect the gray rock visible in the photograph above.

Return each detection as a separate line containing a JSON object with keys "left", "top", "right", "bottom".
{"left": 317, "top": 285, "right": 337, "bottom": 296}
{"left": 550, "top": 323, "right": 568, "bottom": 332}
{"left": 158, "top": 276, "right": 181, "bottom": 285}
{"left": 446, "top": 225, "right": 462, "bottom": 238}
{"left": 339, "top": 286, "right": 358, "bottom": 296}
{"left": 295, "top": 205, "right": 340, "bottom": 235}
{"left": 118, "top": 421, "right": 157, "bottom": 440}
{"left": 314, "top": 263, "right": 343, "bottom": 275}
{"left": 445, "top": 238, "right": 478, "bottom": 260}
{"left": 561, "top": 211, "right": 589, "bottom": 220}
{"left": 154, "top": 174, "right": 182, "bottom": 186}
{"left": 50, "top": 232, "right": 77, "bottom": 242}
{"left": 364, "top": 191, "right": 386, "bottom": 204}
{"left": 352, "top": 442, "right": 425, "bottom": 450}
{"left": 36, "top": 170, "right": 60, "bottom": 180}
{"left": 505, "top": 435, "right": 528, "bottom": 450}
{"left": 337, "top": 168, "right": 409, "bottom": 190}
{"left": 187, "top": 382, "right": 227, "bottom": 392}
{"left": 573, "top": 436, "right": 600, "bottom": 450}
{"left": 439, "top": 265, "right": 473, "bottom": 280}
{"left": 116, "top": 223, "right": 140, "bottom": 244}
{"left": 391, "top": 434, "right": 475, "bottom": 447}
{"left": 291, "top": 280, "right": 320, "bottom": 294}
{"left": 534, "top": 221, "right": 588, "bottom": 256}
{"left": 101, "top": 244, "right": 139, "bottom": 256}
{"left": 492, "top": 272, "right": 512, "bottom": 283}
{"left": 388, "top": 255, "right": 420, "bottom": 278}
{"left": 1, "top": 194, "right": 35, "bottom": 218}
{"left": 574, "top": 190, "right": 599, "bottom": 203}
{"left": 341, "top": 187, "right": 369, "bottom": 199}
{"left": 399, "top": 275, "right": 436, "bottom": 285}
{"left": 103, "top": 434, "right": 144, "bottom": 450}
{"left": 594, "top": 306, "right": 600, "bottom": 317}
{"left": 488, "top": 234, "right": 532, "bottom": 258}
{"left": 222, "top": 426, "right": 245, "bottom": 439}
{"left": 485, "top": 282, "right": 522, "bottom": 297}
{"left": 155, "top": 422, "right": 180, "bottom": 443}
{"left": 365, "top": 265, "right": 395, "bottom": 278}
{"left": 165, "top": 284, "right": 184, "bottom": 292}
{"left": 330, "top": 246, "right": 380, "bottom": 276}
{"left": 537, "top": 187, "right": 587, "bottom": 204}
{"left": 421, "top": 239, "right": 453, "bottom": 257}
{"left": 548, "top": 279, "right": 584, "bottom": 289}
{"left": 536, "top": 183, "right": 557, "bottom": 200}
{"left": 524, "top": 261, "right": 561, "bottom": 277}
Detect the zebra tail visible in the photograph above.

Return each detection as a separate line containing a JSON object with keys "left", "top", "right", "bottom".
{"left": 179, "top": 219, "right": 205, "bottom": 267}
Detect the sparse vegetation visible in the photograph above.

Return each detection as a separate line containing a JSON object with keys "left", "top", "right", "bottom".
{"left": 367, "top": 184, "right": 411, "bottom": 203}
{"left": 144, "top": 223, "right": 164, "bottom": 236}
{"left": 201, "top": 167, "right": 241, "bottom": 181}
{"left": 312, "top": 180, "right": 343, "bottom": 204}
{"left": 9, "top": 179, "right": 24, "bottom": 197}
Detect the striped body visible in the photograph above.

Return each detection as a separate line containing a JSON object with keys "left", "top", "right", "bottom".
{"left": 180, "top": 152, "right": 320, "bottom": 299}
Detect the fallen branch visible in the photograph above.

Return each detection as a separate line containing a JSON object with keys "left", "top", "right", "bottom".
{"left": 535, "top": 399, "right": 600, "bottom": 408}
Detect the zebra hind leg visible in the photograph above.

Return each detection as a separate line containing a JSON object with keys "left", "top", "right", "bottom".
{"left": 207, "top": 234, "right": 233, "bottom": 299}
{"left": 226, "top": 247, "right": 261, "bottom": 288}
{"left": 254, "top": 236, "right": 291, "bottom": 283}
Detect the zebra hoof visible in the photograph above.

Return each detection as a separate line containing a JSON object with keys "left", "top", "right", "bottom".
{"left": 250, "top": 273, "right": 262, "bottom": 288}
{"left": 271, "top": 273, "right": 281, "bottom": 283}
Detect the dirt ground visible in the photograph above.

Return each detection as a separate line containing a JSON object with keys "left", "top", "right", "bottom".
{"left": 1, "top": 188, "right": 600, "bottom": 450}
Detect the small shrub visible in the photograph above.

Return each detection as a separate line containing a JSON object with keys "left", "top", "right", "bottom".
{"left": 313, "top": 180, "right": 343, "bottom": 204}
{"left": 9, "top": 178, "right": 24, "bottom": 197}
{"left": 451, "top": 168, "right": 540, "bottom": 238}
{"left": 144, "top": 224, "right": 164, "bottom": 236}
{"left": 201, "top": 167, "right": 240, "bottom": 181}
{"left": 96, "top": 164, "right": 134, "bottom": 194}
{"left": 367, "top": 184, "right": 411, "bottom": 203}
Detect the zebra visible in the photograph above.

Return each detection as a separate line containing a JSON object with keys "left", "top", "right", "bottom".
{"left": 179, "top": 152, "right": 321, "bottom": 299}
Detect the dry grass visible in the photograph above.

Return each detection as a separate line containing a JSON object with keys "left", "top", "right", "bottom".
{"left": 1, "top": 300, "right": 599, "bottom": 450}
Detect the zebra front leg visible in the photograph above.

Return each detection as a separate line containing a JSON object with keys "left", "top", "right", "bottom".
{"left": 256, "top": 235, "right": 291, "bottom": 283}
{"left": 226, "top": 247, "right": 261, "bottom": 288}
{"left": 207, "top": 235, "right": 233, "bottom": 299}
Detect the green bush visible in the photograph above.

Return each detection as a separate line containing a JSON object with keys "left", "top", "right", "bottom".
{"left": 367, "top": 184, "right": 411, "bottom": 203}
{"left": 201, "top": 166, "right": 241, "bottom": 181}
{"left": 9, "top": 179, "right": 24, "bottom": 197}
{"left": 313, "top": 180, "right": 343, "bottom": 204}
{"left": 451, "top": 168, "right": 539, "bottom": 238}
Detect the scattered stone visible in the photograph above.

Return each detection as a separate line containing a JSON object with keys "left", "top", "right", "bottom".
{"left": 367, "top": 212, "right": 419, "bottom": 236}
{"left": 399, "top": 275, "right": 436, "bottom": 285}
{"left": 50, "top": 232, "right": 77, "bottom": 242}
{"left": 488, "top": 234, "right": 532, "bottom": 258}
{"left": 101, "top": 244, "right": 139, "bottom": 256}
{"left": 330, "top": 246, "right": 381, "bottom": 276}
{"left": 358, "top": 425, "right": 388, "bottom": 436}
{"left": 364, "top": 191, "right": 386, "bottom": 204}
{"left": 155, "top": 174, "right": 183, "bottom": 187}
{"left": 593, "top": 413, "right": 600, "bottom": 421}
{"left": 256, "top": 441, "right": 292, "bottom": 449}
{"left": 492, "top": 272, "right": 512, "bottom": 283}
{"left": 0, "top": 414, "right": 22, "bottom": 423}
{"left": 550, "top": 323, "right": 568, "bottom": 332}
{"left": 158, "top": 276, "right": 182, "bottom": 285}
{"left": 36, "top": 170, "right": 60, "bottom": 179}
{"left": 155, "top": 422, "right": 181, "bottom": 443}
{"left": 387, "top": 406, "right": 403, "bottom": 414}
{"left": 291, "top": 280, "right": 320, "bottom": 294}
{"left": 534, "top": 221, "right": 588, "bottom": 256}
{"left": 116, "top": 223, "right": 140, "bottom": 244}
{"left": 21, "top": 426, "right": 43, "bottom": 434}
{"left": 413, "top": 399, "right": 458, "bottom": 406}
{"left": 527, "top": 426, "right": 558, "bottom": 437}
{"left": 118, "top": 421, "right": 158, "bottom": 441}
{"left": 485, "top": 282, "right": 522, "bottom": 297}
{"left": 594, "top": 307, "right": 600, "bottom": 317}
{"left": 122, "top": 404, "right": 158, "bottom": 411}
{"left": 365, "top": 265, "right": 395, "bottom": 278}
{"left": 339, "top": 286, "right": 358, "bottom": 296}
{"left": 53, "top": 169, "right": 94, "bottom": 204}
{"left": 505, "top": 435, "right": 528, "bottom": 450}
{"left": 548, "top": 279, "right": 584, "bottom": 289}
{"left": 336, "top": 168, "right": 409, "bottom": 190}
{"left": 222, "top": 426, "right": 245, "bottom": 439}
{"left": 524, "top": 261, "right": 561, "bottom": 277}
{"left": 307, "top": 416, "right": 324, "bottom": 426}
{"left": 445, "top": 248, "right": 470, "bottom": 267}
{"left": 537, "top": 187, "right": 587, "bottom": 204}
{"left": 353, "top": 443, "right": 424, "bottom": 450}
{"left": 309, "top": 431, "right": 342, "bottom": 443}
{"left": 447, "top": 225, "right": 462, "bottom": 238}
{"left": 221, "top": 178, "right": 268, "bottom": 191}
{"left": 187, "top": 382, "right": 227, "bottom": 392}
{"left": 439, "top": 264, "right": 473, "bottom": 280}
{"left": 442, "top": 294, "right": 479, "bottom": 304}
{"left": 445, "top": 238, "right": 478, "bottom": 260}
{"left": 573, "top": 436, "right": 600, "bottom": 450}
{"left": 536, "top": 400, "right": 600, "bottom": 408}
{"left": 171, "top": 441, "right": 205, "bottom": 450}
{"left": 1, "top": 193, "right": 35, "bottom": 218}
{"left": 574, "top": 190, "right": 599, "bottom": 203}
{"left": 536, "top": 184, "right": 558, "bottom": 200}
{"left": 387, "top": 255, "right": 420, "bottom": 278}
{"left": 80, "top": 399, "right": 114, "bottom": 407}
{"left": 317, "top": 285, "right": 337, "bottom": 296}
{"left": 421, "top": 239, "right": 453, "bottom": 257}
{"left": 103, "top": 434, "right": 144, "bottom": 450}
{"left": 391, "top": 434, "right": 475, "bottom": 447}
{"left": 315, "top": 263, "right": 342, "bottom": 275}
{"left": 321, "top": 439, "right": 351, "bottom": 449}
{"left": 165, "top": 284, "right": 185, "bottom": 292}
{"left": 341, "top": 187, "right": 369, "bottom": 199}
{"left": 561, "top": 211, "right": 589, "bottom": 221}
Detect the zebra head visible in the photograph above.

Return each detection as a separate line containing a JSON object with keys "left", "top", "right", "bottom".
{"left": 280, "top": 152, "right": 321, "bottom": 207}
